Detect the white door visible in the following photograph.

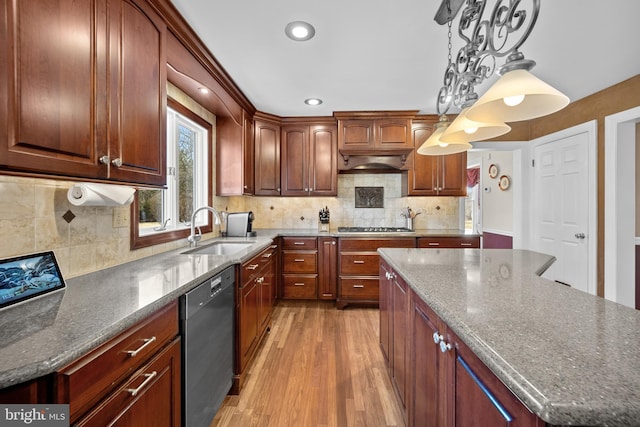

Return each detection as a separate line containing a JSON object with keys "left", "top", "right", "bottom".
{"left": 531, "top": 123, "right": 596, "bottom": 294}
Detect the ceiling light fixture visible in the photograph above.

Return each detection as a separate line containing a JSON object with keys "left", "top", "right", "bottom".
{"left": 285, "top": 21, "right": 316, "bottom": 41}
{"left": 418, "top": 115, "right": 472, "bottom": 155}
{"left": 420, "top": 0, "right": 569, "bottom": 156}
{"left": 304, "top": 98, "right": 323, "bottom": 106}
{"left": 197, "top": 87, "right": 209, "bottom": 94}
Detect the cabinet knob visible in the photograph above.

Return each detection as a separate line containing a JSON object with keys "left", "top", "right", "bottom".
{"left": 433, "top": 332, "right": 443, "bottom": 344}
{"left": 99, "top": 155, "right": 110, "bottom": 165}
{"left": 111, "top": 157, "right": 123, "bottom": 167}
{"left": 439, "top": 341, "right": 452, "bottom": 353}
{"left": 331, "top": 241, "right": 336, "bottom": 245}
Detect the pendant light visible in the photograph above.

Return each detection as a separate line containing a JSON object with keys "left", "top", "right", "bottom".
{"left": 440, "top": 107, "right": 511, "bottom": 144}
{"left": 465, "top": 52, "right": 570, "bottom": 123}
{"left": 417, "top": 115, "right": 472, "bottom": 155}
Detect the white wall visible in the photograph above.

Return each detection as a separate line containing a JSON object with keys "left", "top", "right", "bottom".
{"left": 480, "top": 151, "right": 514, "bottom": 235}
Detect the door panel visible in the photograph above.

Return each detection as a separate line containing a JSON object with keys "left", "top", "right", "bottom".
{"left": 533, "top": 131, "right": 590, "bottom": 292}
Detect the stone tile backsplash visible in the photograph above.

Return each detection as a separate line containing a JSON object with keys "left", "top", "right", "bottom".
{"left": 0, "top": 173, "right": 461, "bottom": 279}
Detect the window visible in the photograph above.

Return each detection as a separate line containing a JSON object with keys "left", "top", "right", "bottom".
{"left": 131, "top": 99, "right": 213, "bottom": 249}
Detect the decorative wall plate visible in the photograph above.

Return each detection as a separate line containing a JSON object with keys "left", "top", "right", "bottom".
{"left": 488, "top": 164, "right": 499, "bottom": 179}
{"left": 498, "top": 175, "right": 511, "bottom": 191}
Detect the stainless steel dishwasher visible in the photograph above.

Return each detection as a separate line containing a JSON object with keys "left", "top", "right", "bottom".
{"left": 180, "top": 265, "right": 235, "bottom": 426}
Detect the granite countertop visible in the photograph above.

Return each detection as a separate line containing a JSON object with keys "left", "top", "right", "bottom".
{"left": 0, "top": 227, "right": 475, "bottom": 390}
{"left": 378, "top": 248, "right": 640, "bottom": 427}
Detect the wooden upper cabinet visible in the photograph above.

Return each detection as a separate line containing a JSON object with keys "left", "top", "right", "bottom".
{"left": 410, "top": 118, "right": 467, "bottom": 196}
{"left": 254, "top": 115, "right": 281, "bottom": 196}
{"left": 0, "top": 0, "right": 166, "bottom": 186}
{"left": 107, "top": 0, "right": 166, "bottom": 186}
{"left": 335, "top": 112, "right": 417, "bottom": 154}
{"left": 217, "top": 109, "right": 254, "bottom": 196}
{"left": 280, "top": 120, "right": 337, "bottom": 197}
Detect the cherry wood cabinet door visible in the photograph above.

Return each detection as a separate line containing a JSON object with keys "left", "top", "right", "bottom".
{"left": 409, "top": 120, "right": 438, "bottom": 195}
{"left": 107, "top": 0, "right": 166, "bottom": 186}
{"left": 254, "top": 119, "right": 281, "bottom": 196}
{"left": 450, "top": 329, "right": 543, "bottom": 427}
{"left": 318, "top": 237, "right": 338, "bottom": 300}
{"left": 239, "top": 279, "right": 260, "bottom": 371}
{"left": 0, "top": 0, "right": 105, "bottom": 178}
{"left": 411, "top": 294, "right": 448, "bottom": 427}
{"left": 379, "top": 261, "right": 392, "bottom": 363}
{"left": 391, "top": 270, "right": 409, "bottom": 412}
{"left": 243, "top": 110, "right": 255, "bottom": 195}
{"left": 375, "top": 118, "right": 412, "bottom": 150}
{"left": 75, "top": 338, "right": 181, "bottom": 427}
{"left": 281, "top": 125, "right": 308, "bottom": 196}
{"left": 439, "top": 151, "right": 467, "bottom": 196}
{"left": 309, "top": 125, "right": 337, "bottom": 196}
{"left": 338, "top": 119, "right": 373, "bottom": 150}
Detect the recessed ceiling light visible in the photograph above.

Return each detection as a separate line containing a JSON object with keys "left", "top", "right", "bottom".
{"left": 285, "top": 21, "right": 315, "bottom": 41}
{"left": 304, "top": 98, "right": 322, "bottom": 106}
{"left": 198, "top": 87, "right": 209, "bottom": 94}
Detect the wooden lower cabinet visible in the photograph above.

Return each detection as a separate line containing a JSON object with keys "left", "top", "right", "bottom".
{"left": 281, "top": 237, "right": 318, "bottom": 299}
{"left": 75, "top": 338, "right": 181, "bottom": 427}
{"left": 235, "top": 244, "right": 277, "bottom": 392}
{"left": 318, "top": 237, "right": 338, "bottom": 299}
{"left": 338, "top": 237, "right": 415, "bottom": 308}
{"left": 56, "top": 302, "right": 180, "bottom": 425}
{"left": 381, "top": 262, "right": 544, "bottom": 427}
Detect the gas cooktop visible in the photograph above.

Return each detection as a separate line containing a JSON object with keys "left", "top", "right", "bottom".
{"left": 337, "top": 227, "right": 413, "bottom": 233}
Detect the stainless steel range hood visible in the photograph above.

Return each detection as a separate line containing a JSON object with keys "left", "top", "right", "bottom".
{"left": 338, "top": 150, "right": 412, "bottom": 173}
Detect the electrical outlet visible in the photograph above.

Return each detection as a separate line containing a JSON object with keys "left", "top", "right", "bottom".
{"left": 112, "top": 208, "right": 129, "bottom": 228}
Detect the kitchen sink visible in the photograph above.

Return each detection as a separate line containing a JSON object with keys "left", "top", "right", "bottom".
{"left": 182, "top": 241, "right": 254, "bottom": 256}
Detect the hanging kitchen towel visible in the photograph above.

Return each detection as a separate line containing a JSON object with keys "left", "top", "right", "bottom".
{"left": 67, "top": 183, "right": 136, "bottom": 206}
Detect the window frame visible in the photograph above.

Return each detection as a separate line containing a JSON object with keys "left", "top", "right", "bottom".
{"left": 130, "top": 98, "right": 213, "bottom": 250}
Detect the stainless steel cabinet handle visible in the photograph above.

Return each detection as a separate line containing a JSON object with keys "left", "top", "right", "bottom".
{"left": 125, "top": 336, "right": 156, "bottom": 357}
{"left": 111, "top": 157, "right": 123, "bottom": 167}
{"left": 246, "top": 264, "right": 259, "bottom": 270}
{"left": 294, "top": 259, "right": 305, "bottom": 262}
{"left": 353, "top": 260, "right": 365, "bottom": 264}
{"left": 460, "top": 243, "right": 472, "bottom": 246}
{"left": 575, "top": 233, "right": 586, "bottom": 239}
{"left": 293, "top": 242, "right": 305, "bottom": 245}
{"left": 294, "top": 283, "right": 305, "bottom": 286}
{"left": 428, "top": 242, "right": 440, "bottom": 246}
{"left": 262, "top": 252, "right": 273, "bottom": 258}
{"left": 126, "top": 371, "right": 157, "bottom": 396}
{"left": 353, "top": 284, "right": 365, "bottom": 288}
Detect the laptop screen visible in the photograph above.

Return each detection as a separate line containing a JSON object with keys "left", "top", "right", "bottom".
{"left": 0, "top": 251, "right": 66, "bottom": 309}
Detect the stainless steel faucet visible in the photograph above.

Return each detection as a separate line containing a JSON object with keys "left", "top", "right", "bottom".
{"left": 187, "top": 206, "right": 222, "bottom": 247}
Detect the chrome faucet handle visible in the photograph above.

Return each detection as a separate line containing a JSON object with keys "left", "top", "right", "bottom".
{"left": 187, "top": 226, "right": 202, "bottom": 247}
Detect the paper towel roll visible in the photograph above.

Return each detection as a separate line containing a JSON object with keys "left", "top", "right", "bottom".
{"left": 67, "top": 183, "right": 135, "bottom": 207}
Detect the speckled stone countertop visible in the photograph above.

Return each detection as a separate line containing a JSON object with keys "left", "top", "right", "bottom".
{"left": 0, "top": 227, "right": 474, "bottom": 390}
{"left": 378, "top": 248, "right": 640, "bottom": 427}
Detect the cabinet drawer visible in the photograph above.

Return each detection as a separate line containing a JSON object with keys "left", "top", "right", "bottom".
{"left": 282, "top": 251, "right": 317, "bottom": 273}
{"left": 282, "top": 237, "right": 317, "bottom": 250}
{"left": 240, "top": 245, "right": 277, "bottom": 284}
{"left": 57, "top": 302, "right": 179, "bottom": 422}
{"left": 340, "top": 253, "right": 379, "bottom": 275}
{"left": 339, "top": 238, "right": 415, "bottom": 251}
{"left": 340, "top": 278, "right": 379, "bottom": 299}
{"left": 75, "top": 337, "right": 181, "bottom": 426}
{"left": 417, "top": 236, "right": 480, "bottom": 248}
{"left": 282, "top": 275, "right": 317, "bottom": 299}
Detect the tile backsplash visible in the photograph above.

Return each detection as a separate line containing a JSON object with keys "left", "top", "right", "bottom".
{"left": 0, "top": 173, "right": 460, "bottom": 279}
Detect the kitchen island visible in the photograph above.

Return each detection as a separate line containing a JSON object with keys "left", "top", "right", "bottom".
{"left": 378, "top": 248, "right": 640, "bottom": 426}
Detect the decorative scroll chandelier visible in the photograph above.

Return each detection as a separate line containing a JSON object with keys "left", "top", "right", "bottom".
{"left": 418, "top": 0, "right": 569, "bottom": 155}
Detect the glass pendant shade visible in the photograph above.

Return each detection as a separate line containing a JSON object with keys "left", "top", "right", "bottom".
{"left": 417, "top": 120, "right": 472, "bottom": 155}
{"left": 465, "top": 69, "right": 570, "bottom": 123}
{"left": 440, "top": 108, "right": 511, "bottom": 144}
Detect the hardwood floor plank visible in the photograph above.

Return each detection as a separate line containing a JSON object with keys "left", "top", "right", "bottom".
{"left": 212, "top": 300, "right": 404, "bottom": 427}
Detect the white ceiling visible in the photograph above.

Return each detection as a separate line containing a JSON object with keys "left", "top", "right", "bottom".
{"left": 170, "top": 0, "right": 640, "bottom": 117}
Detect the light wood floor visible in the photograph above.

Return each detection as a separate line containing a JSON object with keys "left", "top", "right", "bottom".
{"left": 212, "top": 300, "right": 405, "bottom": 427}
